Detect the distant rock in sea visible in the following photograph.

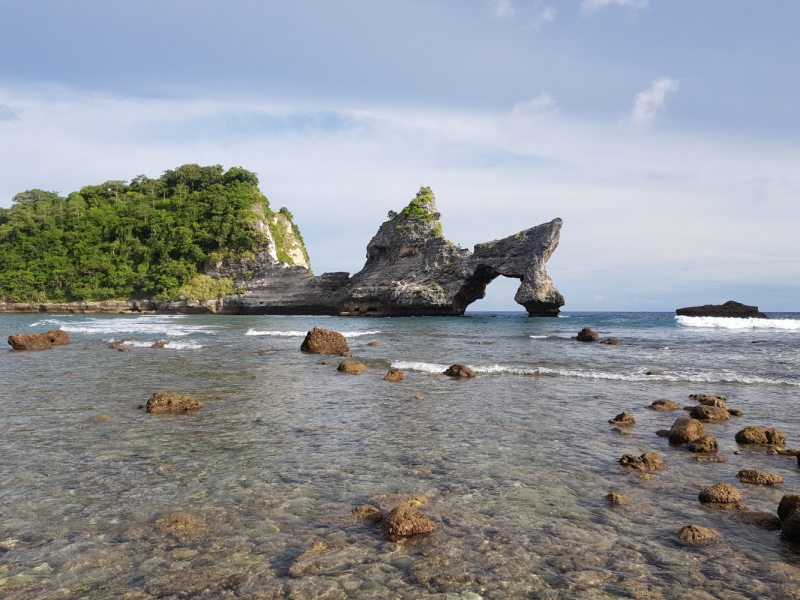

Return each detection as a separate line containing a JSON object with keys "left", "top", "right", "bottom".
{"left": 676, "top": 300, "right": 768, "bottom": 319}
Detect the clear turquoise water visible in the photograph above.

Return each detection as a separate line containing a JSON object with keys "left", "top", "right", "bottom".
{"left": 1, "top": 312, "right": 799, "bottom": 599}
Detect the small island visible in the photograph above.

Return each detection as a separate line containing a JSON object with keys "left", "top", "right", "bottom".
{"left": 676, "top": 300, "right": 768, "bottom": 319}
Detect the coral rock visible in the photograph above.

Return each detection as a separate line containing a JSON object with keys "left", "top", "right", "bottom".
{"left": 367, "top": 342, "right": 381, "bottom": 347}
{"left": 685, "top": 435, "right": 719, "bottom": 453}
{"left": 606, "top": 492, "right": 631, "bottom": 505}
{"left": 689, "top": 394, "right": 728, "bottom": 407}
{"left": 601, "top": 337, "right": 621, "bottom": 345}
{"left": 690, "top": 405, "right": 731, "bottom": 421}
{"left": 381, "top": 504, "right": 436, "bottom": 541}
{"left": 777, "top": 495, "right": 800, "bottom": 522}
{"left": 350, "top": 505, "right": 383, "bottom": 522}
{"left": 301, "top": 327, "right": 351, "bottom": 356}
{"left": 736, "top": 469, "right": 782, "bottom": 486}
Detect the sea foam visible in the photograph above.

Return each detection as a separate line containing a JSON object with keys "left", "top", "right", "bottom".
{"left": 30, "top": 316, "right": 216, "bottom": 337}
{"left": 676, "top": 316, "right": 800, "bottom": 330}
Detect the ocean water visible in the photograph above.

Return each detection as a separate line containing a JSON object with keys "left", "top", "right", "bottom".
{"left": 1, "top": 311, "right": 799, "bottom": 599}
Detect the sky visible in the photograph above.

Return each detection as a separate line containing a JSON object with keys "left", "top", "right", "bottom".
{"left": 1, "top": 0, "right": 798, "bottom": 311}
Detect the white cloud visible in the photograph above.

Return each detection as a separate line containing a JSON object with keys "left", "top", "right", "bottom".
{"left": 533, "top": 6, "right": 557, "bottom": 27}
{"left": 490, "top": 0, "right": 515, "bottom": 19}
{"left": 630, "top": 76, "right": 679, "bottom": 126}
{"left": 581, "top": 0, "right": 648, "bottom": 14}
{"left": 512, "top": 91, "right": 557, "bottom": 116}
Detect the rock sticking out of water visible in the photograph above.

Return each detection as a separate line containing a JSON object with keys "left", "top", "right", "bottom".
{"left": 735, "top": 426, "right": 786, "bottom": 446}
{"left": 337, "top": 360, "right": 367, "bottom": 374}
{"left": 685, "top": 435, "right": 719, "bottom": 453}
{"left": 367, "top": 342, "right": 381, "bottom": 347}
{"left": 609, "top": 412, "right": 636, "bottom": 426}
{"left": 728, "top": 409, "right": 744, "bottom": 416}
{"left": 384, "top": 368, "right": 404, "bottom": 381}
{"left": 8, "top": 329, "right": 71, "bottom": 350}
{"left": 444, "top": 364, "right": 476, "bottom": 378}
{"left": 606, "top": 492, "right": 631, "bottom": 505}
{"left": 151, "top": 341, "right": 168, "bottom": 348}
{"left": 676, "top": 300, "right": 767, "bottom": 319}
{"left": 699, "top": 483, "right": 743, "bottom": 504}
{"left": 736, "top": 469, "right": 783, "bottom": 486}
{"left": 646, "top": 370, "right": 663, "bottom": 376}
{"left": 668, "top": 418, "right": 704, "bottom": 445}
{"left": 381, "top": 504, "right": 436, "bottom": 541}
{"left": 619, "top": 453, "right": 667, "bottom": 472}
{"left": 601, "top": 337, "right": 621, "bottom": 345}
{"left": 576, "top": 327, "right": 599, "bottom": 342}
{"left": 679, "top": 525, "right": 720, "bottom": 542}
{"left": 649, "top": 399, "right": 680, "bottom": 411}
{"left": 300, "top": 327, "right": 351, "bottom": 357}
{"left": 689, "top": 394, "right": 728, "bottom": 407}
{"left": 145, "top": 391, "right": 203, "bottom": 414}
{"left": 108, "top": 338, "right": 137, "bottom": 349}
{"left": 690, "top": 405, "right": 732, "bottom": 421}
{"left": 777, "top": 496, "right": 800, "bottom": 522}
{"left": 350, "top": 505, "right": 383, "bottom": 522}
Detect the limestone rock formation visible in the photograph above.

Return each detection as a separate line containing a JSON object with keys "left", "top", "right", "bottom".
{"left": 689, "top": 394, "right": 727, "bottom": 407}
{"left": 676, "top": 300, "right": 767, "bottom": 319}
{"left": 605, "top": 492, "right": 631, "bottom": 505}
{"left": 601, "top": 337, "right": 621, "bottom": 345}
{"left": 685, "top": 435, "right": 719, "bottom": 453}
{"left": 350, "top": 505, "right": 383, "bottom": 522}
{"left": 8, "top": 329, "right": 71, "bottom": 350}
{"left": 145, "top": 392, "right": 203, "bottom": 413}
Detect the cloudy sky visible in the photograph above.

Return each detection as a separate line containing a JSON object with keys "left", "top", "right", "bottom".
{"left": 1, "top": 1, "right": 798, "bottom": 311}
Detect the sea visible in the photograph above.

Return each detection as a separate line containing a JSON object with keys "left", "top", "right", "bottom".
{"left": 1, "top": 311, "right": 799, "bottom": 599}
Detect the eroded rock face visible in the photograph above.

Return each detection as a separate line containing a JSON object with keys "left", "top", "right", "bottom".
{"left": 619, "top": 453, "right": 667, "bottom": 472}
{"left": 301, "top": 327, "right": 350, "bottom": 356}
{"left": 735, "top": 426, "right": 786, "bottom": 446}
{"left": 576, "top": 327, "right": 599, "bottom": 342}
{"left": 679, "top": 525, "right": 720, "bottom": 542}
{"left": 669, "top": 418, "right": 704, "bottom": 445}
{"left": 8, "top": 329, "right": 71, "bottom": 350}
{"left": 676, "top": 301, "right": 768, "bottom": 319}
{"left": 699, "top": 483, "right": 742, "bottom": 504}
{"left": 736, "top": 469, "right": 783, "bottom": 486}
{"left": 146, "top": 392, "right": 203, "bottom": 413}
{"left": 381, "top": 504, "right": 436, "bottom": 541}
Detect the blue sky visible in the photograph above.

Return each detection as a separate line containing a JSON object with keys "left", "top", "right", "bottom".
{"left": 1, "top": 1, "right": 798, "bottom": 310}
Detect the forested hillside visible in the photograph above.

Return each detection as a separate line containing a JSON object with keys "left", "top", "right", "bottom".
{"left": 0, "top": 164, "right": 307, "bottom": 302}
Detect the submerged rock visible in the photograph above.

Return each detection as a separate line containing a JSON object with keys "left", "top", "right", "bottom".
{"left": 685, "top": 435, "right": 719, "bottom": 453}
{"left": 694, "top": 455, "right": 727, "bottom": 463}
{"left": 649, "top": 399, "right": 680, "bottom": 411}
{"left": 155, "top": 513, "right": 202, "bottom": 532}
{"left": 8, "top": 329, "right": 71, "bottom": 350}
{"left": 381, "top": 504, "right": 436, "bottom": 541}
{"left": 367, "top": 342, "right": 381, "bottom": 347}
{"left": 679, "top": 525, "right": 720, "bottom": 542}
{"left": 606, "top": 492, "right": 631, "bottom": 505}
{"left": 444, "top": 364, "right": 476, "bottom": 378}
{"left": 609, "top": 412, "right": 636, "bottom": 426}
{"left": 350, "top": 505, "right": 383, "bottom": 522}
{"left": 576, "top": 327, "right": 599, "bottom": 342}
{"left": 676, "top": 300, "right": 768, "bottom": 319}
{"left": 601, "top": 337, "right": 621, "bottom": 345}
{"left": 730, "top": 512, "right": 782, "bottom": 530}
{"left": 736, "top": 469, "right": 783, "bottom": 486}
{"left": 619, "top": 453, "right": 667, "bottom": 472}
{"left": 301, "top": 327, "right": 351, "bottom": 356}
{"left": 699, "top": 483, "right": 742, "bottom": 504}
{"left": 735, "top": 426, "right": 786, "bottom": 446}
{"left": 655, "top": 429, "right": 671, "bottom": 438}
{"left": 337, "top": 360, "right": 368, "bottom": 374}
{"left": 384, "top": 368, "right": 404, "bottom": 381}
{"left": 690, "top": 405, "right": 732, "bottom": 421}
{"left": 146, "top": 392, "right": 203, "bottom": 413}
{"left": 668, "top": 418, "right": 704, "bottom": 445}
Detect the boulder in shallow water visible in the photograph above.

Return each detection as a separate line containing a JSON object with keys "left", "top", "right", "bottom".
{"left": 8, "top": 329, "right": 71, "bottom": 350}
{"left": 689, "top": 394, "right": 727, "bottom": 407}
{"left": 300, "top": 327, "right": 351, "bottom": 356}
{"left": 381, "top": 504, "right": 436, "bottom": 541}
{"left": 606, "top": 492, "right": 631, "bottom": 505}
{"left": 151, "top": 341, "right": 168, "bottom": 348}
{"left": 109, "top": 337, "right": 137, "bottom": 349}
{"left": 367, "top": 342, "right": 381, "bottom": 347}
{"left": 668, "top": 418, "right": 704, "bottom": 445}
{"left": 609, "top": 412, "right": 636, "bottom": 426}
{"left": 576, "top": 327, "right": 599, "bottom": 342}
{"left": 146, "top": 392, "right": 203, "bottom": 413}
{"left": 685, "top": 435, "right": 719, "bottom": 453}
{"left": 735, "top": 426, "right": 785, "bottom": 446}
{"left": 690, "top": 405, "right": 732, "bottom": 421}
{"left": 736, "top": 469, "right": 783, "bottom": 486}
{"left": 444, "top": 364, "right": 476, "bottom": 378}
{"left": 619, "top": 453, "right": 667, "bottom": 472}
{"left": 384, "top": 368, "right": 404, "bottom": 381}
{"left": 649, "top": 399, "right": 680, "bottom": 411}
{"left": 728, "top": 409, "right": 744, "bottom": 416}
{"left": 777, "top": 495, "right": 800, "bottom": 522}
{"left": 601, "top": 337, "right": 621, "bottom": 345}
{"left": 699, "top": 483, "right": 742, "bottom": 504}
{"left": 679, "top": 525, "right": 720, "bottom": 542}
{"left": 350, "top": 504, "right": 384, "bottom": 522}
{"left": 676, "top": 300, "right": 767, "bottom": 319}
{"left": 337, "top": 360, "right": 368, "bottom": 374}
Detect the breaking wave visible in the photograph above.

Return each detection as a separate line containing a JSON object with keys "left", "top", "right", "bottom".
{"left": 118, "top": 340, "right": 203, "bottom": 350}
{"left": 29, "top": 316, "right": 217, "bottom": 337}
{"left": 676, "top": 316, "right": 800, "bottom": 330}
{"left": 391, "top": 361, "right": 799, "bottom": 386}
{"left": 245, "top": 329, "right": 380, "bottom": 338}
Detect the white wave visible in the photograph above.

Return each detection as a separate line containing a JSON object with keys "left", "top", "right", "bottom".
{"left": 391, "top": 361, "right": 800, "bottom": 386}
{"left": 35, "top": 316, "right": 217, "bottom": 337}
{"left": 529, "top": 335, "right": 548, "bottom": 339}
{"left": 676, "top": 316, "right": 800, "bottom": 330}
{"left": 120, "top": 340, "right": 203, "bottom": 350}
{"left": 245, "top": 329, "right": 381, "bottom": 338}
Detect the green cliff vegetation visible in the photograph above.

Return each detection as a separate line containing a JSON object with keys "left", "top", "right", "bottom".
{"left": 381, "top": 187, "right": 443, "bottom": 238}
{"left": 0, "top": 164, "right": 308, "bottom": 302}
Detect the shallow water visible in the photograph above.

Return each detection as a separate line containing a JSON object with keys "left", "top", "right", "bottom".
{"left": 1, "top": 311, "right": 799, "bottom": 599}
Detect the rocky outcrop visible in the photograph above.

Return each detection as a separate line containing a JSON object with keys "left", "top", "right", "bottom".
{"left": 778, "top": 496, "right": 800, "bottom": 522}
{"left": 145, "top": 392, "right": 203, "bottom": 413}
{"left": 301, "top": 327, "right": 350, "bottom": 356}
{"left": 601, "top": 337, "right": 621, "bottom": 345}
{"left": 676, "top": 301, "right": 767, "bottom": 319}
{"left": 576, "top": 327, "right": 599, "bottom": 342}
{"left": 381, "top": 504, "right": 436, "bottom": 541}
{"left": 8, "top": 329, "right": 71, "bottom": 350}
{"left": 735, "top": 426, "right": 785, "bottom": 446}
